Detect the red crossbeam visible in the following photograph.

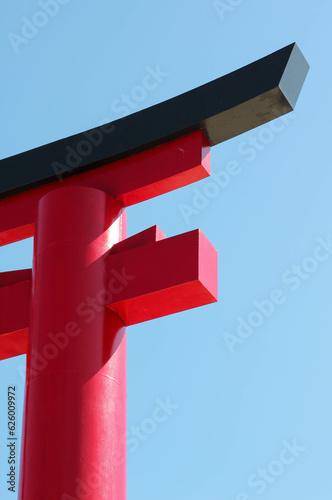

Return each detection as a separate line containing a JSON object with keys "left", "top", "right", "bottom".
{"left": 107, "top": 229, "right": 218, "bottom": 325}
{"left": 0, "top": 269, "right": 31, "bottom": 360}
{"left": 0, "top": 131, "right": 210, "bottom": 246}
{"left": 0, "top": 227, "right": 217, "bottom": 359}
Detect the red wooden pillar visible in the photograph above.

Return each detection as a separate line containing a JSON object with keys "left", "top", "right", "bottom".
{"left": 18, "top": 186, "right": 127, "bottom": 500}
{"left": 0, "top": 131, "right": 218, "bottom": 500}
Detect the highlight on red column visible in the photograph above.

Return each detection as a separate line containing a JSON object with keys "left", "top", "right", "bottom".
{"left": 0, "top": 225, "right": 217, "bottom": 362}
{"left": 0, "top": 130, "right": 216, "bottom": 364}
{"left": 0, "top": 132, "right": 216, "bottom": 500}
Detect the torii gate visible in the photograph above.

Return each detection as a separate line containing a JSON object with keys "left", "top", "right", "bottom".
{"left": 0, "top": 43, "right": 308, "bottom": 500}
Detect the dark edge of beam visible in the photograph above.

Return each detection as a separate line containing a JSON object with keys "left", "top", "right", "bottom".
{"left": 0, "top": 43, "right": 309, "bottom": 200}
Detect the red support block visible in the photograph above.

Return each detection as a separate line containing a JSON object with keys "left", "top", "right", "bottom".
{"left": 111, "top": 225, "right": 165, "bottom": 254}
{"left": 0, "top": 270, "right": 31, "bottom": 360}
{"left": 106, "top": 229, "right": 218, "bottom": 325}
{"left": 0, "top": 225, "right": 218, "bottom": 362}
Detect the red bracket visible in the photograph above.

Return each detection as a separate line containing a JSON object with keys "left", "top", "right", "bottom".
{"left": 0, "top": 226, "right": 217, "bottom": 359}
{"left": 0, "top": 270, "right": 31, "bottom": 360}
{"left": 106, "top": 228, "right": 217, "bottom": 325}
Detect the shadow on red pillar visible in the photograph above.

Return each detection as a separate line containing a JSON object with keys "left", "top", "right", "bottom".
{"left": 18, "top": 186, "right": 127, "bottom": 500}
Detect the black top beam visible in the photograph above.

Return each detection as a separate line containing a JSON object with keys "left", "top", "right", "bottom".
{"left": 0, "top": 43, "right": 309, "bottom": 200}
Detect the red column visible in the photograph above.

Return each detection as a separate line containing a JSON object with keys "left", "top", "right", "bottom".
{"left": 18, "top": 186, "right": 127, "bottom": 500}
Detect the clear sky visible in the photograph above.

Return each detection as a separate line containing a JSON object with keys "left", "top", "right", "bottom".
{"left": 0, "top": 1, "right": 331, "bottom": 499}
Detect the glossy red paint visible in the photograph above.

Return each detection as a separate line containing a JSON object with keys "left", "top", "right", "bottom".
{"left": 107, "top": 229, "right": 218, "bottom": 325}
{"left": 0, "top": 131, "right": 210, "bottom": 246}
{"left": 0, "top": 226, "right": 218, "bottom": 358}
{"left": 0, "top": 132, "right": 217, "bottom": 500}
{"left": 0, "top": 270, "right": 31, "bottom": 359}
{"left": 18, "top": 187, "right": 127, "bottom": 500}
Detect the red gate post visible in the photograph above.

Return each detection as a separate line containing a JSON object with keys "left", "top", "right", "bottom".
{"left": 0, "top": 44, "right": 309, "bottom": 500}
{"left": 19, "top": 186, "right": 127, "bottom": 500}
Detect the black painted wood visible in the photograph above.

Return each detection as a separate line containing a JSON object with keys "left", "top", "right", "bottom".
{"left": 0, "top": 43, "right": 309, "bottom": 199}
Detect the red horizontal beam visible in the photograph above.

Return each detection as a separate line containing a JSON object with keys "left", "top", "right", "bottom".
{"left": 106, "top": 229, "right": 218, "bottom": 325}
{"left": 0, "top": 330, "right": 29, "bottom": 361}
{"left": 0, "top": 131, "right": 210, "bottom": 247}
{"left": 0, "top": 270, "right": 31, "bottom": 360}
{"left": 0, "top": 228, "right": 218, "bottom": 358}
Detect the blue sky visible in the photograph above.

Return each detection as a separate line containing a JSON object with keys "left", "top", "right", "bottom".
{"left": 0, "top": 1, "right": 331, "bottom": 499}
